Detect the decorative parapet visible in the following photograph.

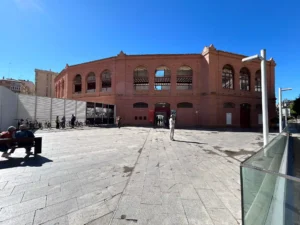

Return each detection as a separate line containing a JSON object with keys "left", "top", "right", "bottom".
{"left": 201, "top": 44, "right": 217, "bottom": 56}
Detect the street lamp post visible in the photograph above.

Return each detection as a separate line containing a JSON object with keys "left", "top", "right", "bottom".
{"left": 285, "top": 102, "right": 288, "bottom": 129}
{"left": 278, "top": 87, "right": 292, "bottom": 133}
{"left": 242, "top": 49, "right": 269, "bottom": 147}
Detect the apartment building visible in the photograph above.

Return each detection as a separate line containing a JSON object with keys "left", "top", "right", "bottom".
{"left": 0, "top": 78, "right": 34, "bottom": 95}
{"left": 35, "top": 69, "right": 58, "bottom": 97}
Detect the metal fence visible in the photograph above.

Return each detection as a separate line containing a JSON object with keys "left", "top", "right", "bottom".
{"left": 0, "top": 86, "right": 116, "bottom": 130}
{"left": 16, "top": 94, "right": 87, "bottom": 128}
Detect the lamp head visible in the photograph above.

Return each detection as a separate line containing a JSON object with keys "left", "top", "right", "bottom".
{"left": 282, "top": 88, "right": 292, "bottom": 91}
{"left": 242, "top": 54, "right": 260, "bottom": 62}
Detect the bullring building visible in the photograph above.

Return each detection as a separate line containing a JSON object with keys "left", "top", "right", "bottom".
{"left": 54, "top": 44, "right": 276, "bottom": 128}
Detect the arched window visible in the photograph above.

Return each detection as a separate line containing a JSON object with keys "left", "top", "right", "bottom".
{"left": 224, "top": 102, "right": 235, "bottom": 108}
{"left": 255, "top": 70, "right": 261, "bottom": 92}
{"left": 177, "top": 66, "right": 193, "bottom": 90}
{"left": 101, "top": 70, "right": 111, "bottom": 92}
{"left": 73, "top": 74, "right": 82, "bottom": 93}
{"left": 240, "top": 67, "right": 250, "bottom": 91}
{"left": 155, "top": 66, "right": 171, "bottom": 91}
{"left": 177, "top": 102, "right": 193, "bottom": 108}
{"left": 222, "top": 65, "right": 234, "bottom": 89}
{"left": 133, "top": 102, "right": 148, "bottom": 108}
{"left": 87, "top": 72, "right": 96, "bottom": 92}
{"left": 134, "top": 67, "right": 149, "bottom": 91}
{"left": 241, "top": 103, "right": 251, "bottom": 110}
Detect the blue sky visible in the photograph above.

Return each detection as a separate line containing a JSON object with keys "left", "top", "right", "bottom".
{"left": 0, "top": 0, "right": 299, "bottom": 100}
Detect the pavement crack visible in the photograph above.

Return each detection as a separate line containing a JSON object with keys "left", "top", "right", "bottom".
{"left": 108, "top": 128, "right": 151, "bottom": 225}
{"left": 168, "top": 183, "right": 176, "bottom": 190}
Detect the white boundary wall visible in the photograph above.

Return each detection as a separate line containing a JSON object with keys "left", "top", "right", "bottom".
{"left": 0, "top": 87, "right": 86, "bottom": 131}
{"left": 0, "top": 86, "right": 18, "bottom": 131}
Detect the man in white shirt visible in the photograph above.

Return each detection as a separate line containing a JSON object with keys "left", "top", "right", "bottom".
{"left": 169, "top": 115, "right": 175, "bottom": 141}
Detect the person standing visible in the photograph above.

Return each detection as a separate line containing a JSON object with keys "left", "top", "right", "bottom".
{"left": 56, "top": 116, "right": 60, "bottom": 129}
{"left": 71, "top": 114, "right": 76, "bottom": 128}
{"left": 61, "top": 116, "right": 66, "bottom": 129}
{"left": 169, "top": 115, "right": 175, "bottom": 141}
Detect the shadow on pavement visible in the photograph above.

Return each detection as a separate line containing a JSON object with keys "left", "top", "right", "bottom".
{"left": 0, "top": 155, "right": 52, "bottom": 169}
{"left": 174, "top": 140, "right": 207, "bottom": 145}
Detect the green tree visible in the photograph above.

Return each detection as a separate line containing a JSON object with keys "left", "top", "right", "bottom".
{"left": 292, "top": 95, "right": 300, "bottom": 116}
{"left": 290, "top": 102, "right": 297, "bottom": 117}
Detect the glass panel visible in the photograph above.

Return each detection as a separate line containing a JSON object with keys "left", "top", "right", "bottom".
{"left": 242, "top": 130, "right": 288, "bottom": 171}
{"left": 103, "top": 104, "right": 108, "bottom": 124}
{"left": 86, "top": 102, "right": 95, "bottom": 119}
{"left": 241, "top": 166, "right": 300, "bottom": 225}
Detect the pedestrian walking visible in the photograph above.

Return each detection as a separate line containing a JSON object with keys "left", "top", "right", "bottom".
{"left": 117, "top": 116, "right": 122, "bottom": 128}
{"left": 169, "top": 115, "right": 175, "bottom": 141}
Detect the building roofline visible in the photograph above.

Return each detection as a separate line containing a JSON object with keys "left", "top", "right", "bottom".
{"left": 217, "top": 50, "right": 248, "bottom": 58}
{"left": 68, "top": 53, "right": 203, "bottom": 67}
{"left": 127, "top": 53, "right": 201, "bottom": 57}
{"left": 35, "top": 68, "right": 59, "bottom": 74}
{"left": 68, "top": 56, "right": 116, "bottom": 68}
{"left": 0, "top": 79, "right": 24, "bottom": 83}
{"left": 60, "top": 47, "right": 275, "bottom": 73}
{"left": 217, "top": 50, "right": 276, "bottom": 64}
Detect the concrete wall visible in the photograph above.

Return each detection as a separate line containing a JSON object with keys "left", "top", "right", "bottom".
{"left": 0, "top": 86, "right": 88, "bottom": 131}
{"left": 0, "top": 86, "right": 18, "bottom": 131}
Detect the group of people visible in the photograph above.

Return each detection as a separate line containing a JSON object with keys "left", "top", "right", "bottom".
{"left": 0, "top": 125, "right": 35, "bottom": 158}
{"left": 55, "top": 114, "right": 76, "bottom": 129}
{"left": 115, "top": 115, "right": 175, "bottom": 140}
{"left": 155, "top": 116, "right": 168, "bottom": 127}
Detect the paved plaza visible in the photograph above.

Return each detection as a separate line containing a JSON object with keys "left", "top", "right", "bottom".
{"left": 0, "top": 127, "right": 276, "bottom": 225}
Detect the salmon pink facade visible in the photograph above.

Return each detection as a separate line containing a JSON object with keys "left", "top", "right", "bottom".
{"left": 54, "top": 45, "right": 276, "bottom": 128}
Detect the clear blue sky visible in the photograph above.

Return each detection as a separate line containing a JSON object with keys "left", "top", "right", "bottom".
{"left": 0, "top": 0, "right": 299, "bottom": 100}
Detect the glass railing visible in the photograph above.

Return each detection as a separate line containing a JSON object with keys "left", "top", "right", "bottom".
{"left": 240, "top": 126, "right": 300, "bottom": 225}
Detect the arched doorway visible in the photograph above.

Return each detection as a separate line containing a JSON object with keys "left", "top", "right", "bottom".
{"left": 154, "top": 103, "right": 170, "bottom": 127}
{"left": 240, "top": 103, "right": 251, "bottom": 128}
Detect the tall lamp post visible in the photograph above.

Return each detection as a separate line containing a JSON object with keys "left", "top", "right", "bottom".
{"left": 278, "top": 88, "right": 292, "bottom": 133}
{"left": 242, "top": 49, "right": 269, "bottom": 147}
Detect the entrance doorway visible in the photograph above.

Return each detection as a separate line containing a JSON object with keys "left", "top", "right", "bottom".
{"left": 154, "top": 103, "right": 170, "bottom": 127}
{"left": 240, "top": 103, "right": 251, "bottom": 128}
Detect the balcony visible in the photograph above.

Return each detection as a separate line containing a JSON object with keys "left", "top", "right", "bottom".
{"left": 241, "top": 123, "right": 300, "bottom": 224}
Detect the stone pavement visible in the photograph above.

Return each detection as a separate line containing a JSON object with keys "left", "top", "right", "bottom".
{"left": 0, "top": 127, "right": 276, "bottom": 225}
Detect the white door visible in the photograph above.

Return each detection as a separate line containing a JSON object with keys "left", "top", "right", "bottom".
{"left": 226, "top": 113, "right": 232, "bottom": 125}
